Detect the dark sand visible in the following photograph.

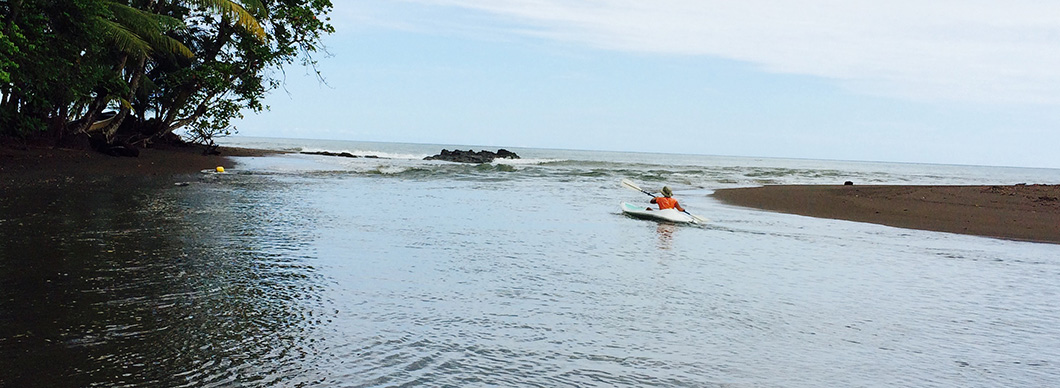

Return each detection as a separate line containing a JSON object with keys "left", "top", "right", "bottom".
{"left": 712, "top": 185, "right": 1060, "bottom": 244}
{"left": 1, "top": 143, "right": 277, "bottom": 188}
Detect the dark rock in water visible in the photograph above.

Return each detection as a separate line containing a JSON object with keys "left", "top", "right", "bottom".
{"left": 424, "top": 149, "right": 520, "bottom": 164}
{"left": 302, "top": 151, "right": 362, "bottom": 158}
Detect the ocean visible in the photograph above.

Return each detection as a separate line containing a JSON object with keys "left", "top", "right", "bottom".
{"left": 2, "top": 136, "right": 1059, "bottom": 387}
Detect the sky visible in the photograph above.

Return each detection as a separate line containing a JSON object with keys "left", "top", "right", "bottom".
{"left": 232, "top": 0, "right": 1060, "bottom": 168}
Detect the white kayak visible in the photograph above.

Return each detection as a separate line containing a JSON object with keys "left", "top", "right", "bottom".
{"left": 620, "top": 202, "right": 699, "bottom": 224}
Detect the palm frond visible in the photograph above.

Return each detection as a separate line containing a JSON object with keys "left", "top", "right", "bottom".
{"left": 238, "top": 0, "right": 266, "bottom": 16}
{"left": 96, "top": 18, "right": 153, "bottom": 57}
{"left": 107, "top": 2, "right": 186, "bottom": 33}
{"left": 155, "top": 14, "right": 189, "bottom": 33}
{"left": 103, "top": 2, "right": 194, "bottom": 58}
{"left": 106, "top": 2, "right": 163, "bottom": 36}
{"left": 156, "top": 35, "right": 195, "bottom": 58}
{"left": 186, "top": 0, "right": 266, "bottom": 41}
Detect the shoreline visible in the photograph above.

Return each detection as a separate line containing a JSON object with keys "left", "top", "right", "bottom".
{"left": 0, "top": 144, "right": 281, "bottom": 188}
{"left": 712, "top": 185, "right": 1060, "bottom": 244}
{"left": 6, "top": 146, "right": 1059, "bottom": 244}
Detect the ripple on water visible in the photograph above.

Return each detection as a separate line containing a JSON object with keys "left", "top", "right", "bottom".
{"left": 5, "top": 152, "right": 1060, "bottom": 387}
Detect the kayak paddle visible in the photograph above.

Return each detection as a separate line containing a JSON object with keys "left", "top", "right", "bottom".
{"left": 621, "top": 179, "right": 708, "bottom": 223}
{"left": 621, "top": 178, "right": 655, "bottom": 197}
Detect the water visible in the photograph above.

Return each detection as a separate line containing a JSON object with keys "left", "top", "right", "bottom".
{"left": 2, "top": 137, "right": 1059, "bottom": 387}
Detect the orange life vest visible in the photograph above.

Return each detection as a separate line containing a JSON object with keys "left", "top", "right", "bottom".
{"left": 654, "top": 196, "right": 678, "bottom": 210}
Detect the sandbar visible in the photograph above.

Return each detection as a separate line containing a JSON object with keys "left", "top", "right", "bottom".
{"left": 712, "top": 185, "right": 1060, "bottom": 244}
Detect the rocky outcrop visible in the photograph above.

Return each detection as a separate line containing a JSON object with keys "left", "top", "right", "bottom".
{"left": 423, "top": 149, "right": 519, "bottom": 164}
{"left": 301, "top": 151, "right": 380, "bottom": 159}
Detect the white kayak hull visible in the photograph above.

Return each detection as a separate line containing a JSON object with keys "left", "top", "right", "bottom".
{"left": 620, "top": 202, "right": 698, "bottom": 224}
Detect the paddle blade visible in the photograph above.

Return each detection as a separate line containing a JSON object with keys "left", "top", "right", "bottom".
{"left": 620, "top": 179, "right": 641, "bottom": 191}
{"left": 686, "top": 212, "right": 709, "bottom": 223}
{"left": 622, "top": 179, "right": 656, "bottom": 197}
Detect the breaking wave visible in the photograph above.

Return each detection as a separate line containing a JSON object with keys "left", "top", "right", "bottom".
{"left": 221, "top": 137, "right": 1039, "bottom": 188}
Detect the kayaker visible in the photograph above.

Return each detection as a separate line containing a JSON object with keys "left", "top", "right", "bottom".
{"left": 648, "top": 186, "right": 686, "bottom": 212}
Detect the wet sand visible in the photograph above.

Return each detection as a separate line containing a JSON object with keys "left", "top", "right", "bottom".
{"left": 712, "top": 185, "right": 1060, "bottom": 244}
{"left": 1, "top": 144, "right": 277, "bottom": 187}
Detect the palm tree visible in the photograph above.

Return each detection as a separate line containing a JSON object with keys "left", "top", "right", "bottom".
{"left": 76, "top": 0, "right": 264, "bottom": 143}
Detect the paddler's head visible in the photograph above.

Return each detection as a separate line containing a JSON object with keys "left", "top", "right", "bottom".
{"left": 661, "top": 186, "right": 673, "bottom": 198}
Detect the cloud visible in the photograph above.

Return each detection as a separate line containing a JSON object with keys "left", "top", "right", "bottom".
{"left": 354, "top": 0, "right": 1060, "bottom": 105}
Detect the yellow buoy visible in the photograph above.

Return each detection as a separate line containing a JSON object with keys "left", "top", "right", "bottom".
{"left": 216, "top": 166, "right": 225, "bottom": 173}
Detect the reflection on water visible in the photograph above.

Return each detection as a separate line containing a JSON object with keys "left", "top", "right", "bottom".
{"left": 4, "top": 148, "right": 1060, "bottom": 387}
{"left": 0, "top": 175, "right": 329, "bottom": 387}
{"left": 655, "top": 223, "right": 676, "bottom": 250}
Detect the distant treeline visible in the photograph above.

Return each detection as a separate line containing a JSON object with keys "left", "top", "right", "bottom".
{"left": 0, "top": 0, "right": 333, "bottom": 148}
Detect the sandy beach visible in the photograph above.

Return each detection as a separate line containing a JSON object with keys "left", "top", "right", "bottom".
{"left": 712, "top": 184, "right": 1060, "bottom": 244}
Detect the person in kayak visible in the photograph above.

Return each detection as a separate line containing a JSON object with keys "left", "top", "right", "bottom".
{"left": 648, "top": 186, "right": 686, "bottom": 212}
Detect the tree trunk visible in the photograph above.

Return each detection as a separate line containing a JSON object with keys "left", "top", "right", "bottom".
{"left": 73, "top": 54, "right": 129, "bottom": 134}
{"left": 100, "top": 56, "right": 146, "bottom": 142}
{"left": 155, "top": 18, "right": 234, "bottom": 139}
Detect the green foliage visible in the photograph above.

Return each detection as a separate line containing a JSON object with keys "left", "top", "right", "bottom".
{"left": 0, "top": 0, "right": 334, "bottom": 144}
{"left": 186, "top": 0, "right": 266, "bottom": 40}
{"left": 1, "top": 0, "right": 107, "bottom": 136}
{"left": 141, "top": 0, "right": 335, "bottom": 144}
{"left": 98, "top": 2, "right": 194, "bottom": 59}
{"left": 0, "top": 29, "right": 17, "bottom": 83}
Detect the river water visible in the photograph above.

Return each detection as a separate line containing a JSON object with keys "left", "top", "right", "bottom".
{"left": 2, "top": 137, "right": 1059, "bottom": 387}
